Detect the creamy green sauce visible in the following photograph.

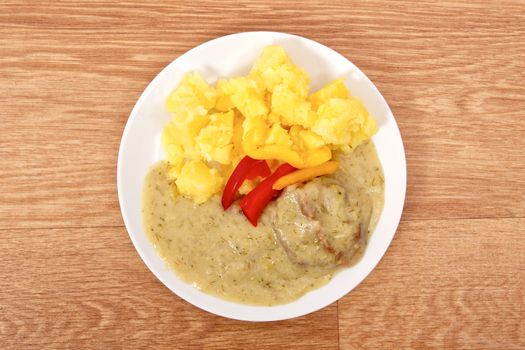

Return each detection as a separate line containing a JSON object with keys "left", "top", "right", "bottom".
{"left": 142, "top": 141, "right": 384, "bottom": 305}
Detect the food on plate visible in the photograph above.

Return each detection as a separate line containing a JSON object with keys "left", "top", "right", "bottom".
{"left": 142, "top": 45, "right": 384, "bottom": 305}
{"left": 161, "top": 45, "right": 377, "bottom": 204}
{"left": 272, "top": 160, "right": 339, "bottom": 191}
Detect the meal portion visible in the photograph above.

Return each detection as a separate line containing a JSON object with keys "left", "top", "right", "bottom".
{"left": 142, "top": 45, "right": 384, "bottom": 305}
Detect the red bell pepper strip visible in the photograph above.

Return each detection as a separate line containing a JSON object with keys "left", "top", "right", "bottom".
{"left": 239, "top": 163, "right": 296, "bottom": 227}
{"left": 221, "top": 156, "right": 271, "bottom": 210}
{"left": 245, "top": 161, "right": 271, "bottom": 180}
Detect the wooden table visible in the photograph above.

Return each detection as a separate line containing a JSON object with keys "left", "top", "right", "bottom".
{"left": 1, "top": 1, "right": 523, "bottom": 348}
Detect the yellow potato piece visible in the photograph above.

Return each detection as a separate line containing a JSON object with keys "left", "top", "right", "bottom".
{"left": 267, "top": 111, "right": 282, "bottom": 124}
{"left": 309, "top": 78, "right": 350, "bottom": 111}
{"left": 250, "top": 45, "right": 310, "bottom": 98}
{"left": 289, "top": 125, "right": 325, "bottom": 151}
{"left": 162, "top": 143, "right": 184, "bottom": 180}
{"left": 313, "top": 97, "right": 377, "bottom": 149}
{"left": 196, "top": 111, "right": 234, "bottom": 164}
{"left": 215, "top": 79, "right": 235, "bottom": 112}
{"left": 229, "top": 111, "right": 245, "bottom": 168}
{"left": 165, "top": 72, "right": 216, "bottom": 117}
{"left": 271, "top": 84, "right": 314, "bottom": 128}
{"left": 162, "top": 114, "right": 208, "bottom": 160}
{"left": 238, "top": 179, "right": 257, "bottom": 195}
{"left": 266, "top": 123, "right": 293, "bottom": 147}
{"left": 242, "top": 115, "right": 270, "bottom": 146}
{"left": 220, "top": 77, "right": 268, "bottom": 119}
{"left": 175, "top": 160, "right": 224, "bottom": 204}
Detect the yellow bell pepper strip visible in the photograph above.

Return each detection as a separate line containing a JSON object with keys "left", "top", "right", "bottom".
{"left": 302, "top": 146, "right": 332, "bottom": 168}
{"left": 246, "top": 144, "right": 303, "bottom": 168}
{"left": 244, "top": 142, "right": 332, "bottom": 169}
{"left": 272, "top": 161, "right": 339, "bottom": 190}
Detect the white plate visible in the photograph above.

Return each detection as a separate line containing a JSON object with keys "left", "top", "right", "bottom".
{"left": 117, "top": 31, "right": 406, "bottom": 322}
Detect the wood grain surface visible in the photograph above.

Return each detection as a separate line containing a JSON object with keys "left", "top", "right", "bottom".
{"left": 1, "top": 1, "right": 523, "bottom": 349}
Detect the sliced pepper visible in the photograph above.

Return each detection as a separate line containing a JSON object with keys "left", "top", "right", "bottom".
{"left": 272, "top": 161, "right": 339, "bottom": 190}
{"left": 221, "top": 156, "right": 270, "bottom": 210}
{"left": 244, "top": 142, "right": 331, "bottom": 169}
{"left": 240, "top": 163, "right": 296, "bottom": 226}
{"left": 244, "top": 143, "right": 303, "bottom": 168}
{"left": 302, "top": 146, "right": 332, "bottom": 168}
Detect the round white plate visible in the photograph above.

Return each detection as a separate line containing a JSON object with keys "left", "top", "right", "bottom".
{"left": 117, "top": 31, "right": 406, "bottom": 322}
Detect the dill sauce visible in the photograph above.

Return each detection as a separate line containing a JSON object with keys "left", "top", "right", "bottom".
{"left": 142, "top": 142, "right": 384, "bottom": 305}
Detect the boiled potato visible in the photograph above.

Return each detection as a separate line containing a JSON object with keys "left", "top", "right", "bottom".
{"left": 161, "top": 45, "right": 377, "bottom": 203}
